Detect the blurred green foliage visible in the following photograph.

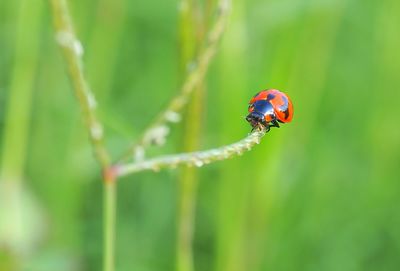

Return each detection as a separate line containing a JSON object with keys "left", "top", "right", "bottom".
{"left": 1, "top": 0, "right": 400, "bottom": 270}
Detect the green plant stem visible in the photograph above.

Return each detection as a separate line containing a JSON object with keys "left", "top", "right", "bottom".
{"left": 177, "top": 0, "right": 208, "bottom": 270}
{"left": 103, "top": 181, "right": 117, "bottom": 271}
{"left": 116, "top": 129, "right": 266, "bottom": 177}
{"left": 0, "top": 0, "right": 42, "bottom": 263}
{"left": 177, "top": 2, "right": 225, "bottom": 269}
{"left": 177, "top": 173, "right": 197, "bottom": 271}
{"left": 47, "top": 1, "right": 116, "bottom": 271}
{"left": 0, "top": 0, "right": 42, "bottom": 181}
{"left": 48, "top": 0, "right": 110, "bottom": 168}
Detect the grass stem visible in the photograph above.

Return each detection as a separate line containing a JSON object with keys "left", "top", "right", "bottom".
{"left": 103, "top": 181, "right": 117, "bottom": 271}
{"left": 117, "top": 129, "right": 266, "bottom": 177}
{"left": 47, "top": 2, "right": 115, "bottom": 271}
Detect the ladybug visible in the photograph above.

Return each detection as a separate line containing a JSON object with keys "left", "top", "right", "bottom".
{"left": 246, "top": 89, "right": 293, "bottom": 131}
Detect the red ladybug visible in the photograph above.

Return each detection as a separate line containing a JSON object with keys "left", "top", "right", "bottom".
{"left": 246, "top": 89, "right": 293, "bottom": 131}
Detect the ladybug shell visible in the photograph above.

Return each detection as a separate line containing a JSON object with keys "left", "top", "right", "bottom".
{"left": 249, "top": 89, "right": 293, "bottom": 123}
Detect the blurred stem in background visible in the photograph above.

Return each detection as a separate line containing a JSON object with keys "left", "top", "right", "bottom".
{"left": 0, "top": 0, "right": 42, "bottom": 192}
{"left": 0, "top": 0, "right": 43, "bottom": 268}
{"left": 86, "top": 0, "right": 125, "bottom": 102}
{"left": 177, "top": 0, "right": 204, "bottom": 271}
{"left": 215, "top": 0, "right": 249, "bottom": 270}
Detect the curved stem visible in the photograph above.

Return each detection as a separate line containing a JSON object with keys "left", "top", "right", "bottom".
{"left": 116, "top": 129, "right": 266, "bottom": 178}
{"left": 48, "top": 0, "right": 110, "bottom": 168}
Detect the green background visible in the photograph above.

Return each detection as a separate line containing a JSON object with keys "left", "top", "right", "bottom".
{"left": 1, "top": 0, "right": 400, "bottom": 270}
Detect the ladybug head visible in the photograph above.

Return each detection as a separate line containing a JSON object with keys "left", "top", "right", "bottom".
{"left": 246, "top": 100, "right": 276, "bottom": 127}
{"left": 246, "top": 111, "right": 265, "bottom": 128}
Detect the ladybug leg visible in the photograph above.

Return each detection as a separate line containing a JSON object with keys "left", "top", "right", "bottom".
{"left": 270, "top": 120, "right": 280, "bottom": 128}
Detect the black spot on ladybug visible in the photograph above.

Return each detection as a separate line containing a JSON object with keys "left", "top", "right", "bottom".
{"left": 283, "top": 108, "right": 289, "bottom": 119}
{"left": 266, "top": 93, "right": 275, "bottom": 101}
